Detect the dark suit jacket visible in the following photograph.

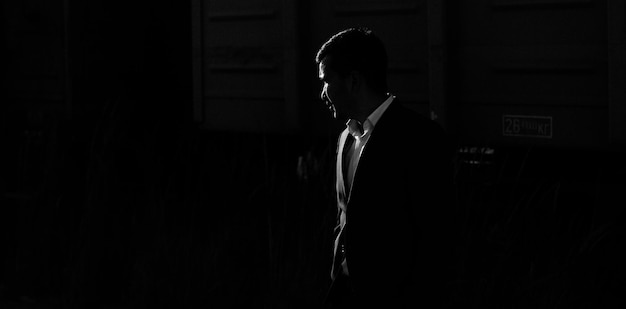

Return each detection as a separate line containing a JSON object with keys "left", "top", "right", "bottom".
{"left": 327, "top": 101, "right": 457, "bottom": 308}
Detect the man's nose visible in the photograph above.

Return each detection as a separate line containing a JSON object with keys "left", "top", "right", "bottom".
{"left": 320, "top": 86, "right": 327, "bottom": 102}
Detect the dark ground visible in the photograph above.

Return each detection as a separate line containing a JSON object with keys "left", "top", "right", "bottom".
{"left": 1, "top": 115, "right": 625, "bottom": 308}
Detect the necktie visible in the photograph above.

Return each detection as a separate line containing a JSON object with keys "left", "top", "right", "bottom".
{"left": 343, "top": 119, "right": 365, "bottom": 194}
{"left": 331, "top": 226, "right": 347, "bottom": 279}
{"left": 342, "top": 133, "right": 356, "bottom": 193}
{"left": 341, "top": 134, "right": 356, "bottom": 196}
{"left": 332, "top": 131, "right": 356, "bottom": 280}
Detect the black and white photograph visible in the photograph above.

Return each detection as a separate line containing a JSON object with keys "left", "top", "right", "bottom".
{"left": 1, "top": 1, "right": 625, "bottom": 308}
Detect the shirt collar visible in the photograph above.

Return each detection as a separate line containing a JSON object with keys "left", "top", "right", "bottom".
{"left": 346, "top": 94, "right": 395, "bottom": 138}
{"left": 346, "top": 119, "right": 364, "bottom": 138}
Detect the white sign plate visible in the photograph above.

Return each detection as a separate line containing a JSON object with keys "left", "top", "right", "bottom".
{"left": 502, "top": 115, "right": 553, "bottom": 138}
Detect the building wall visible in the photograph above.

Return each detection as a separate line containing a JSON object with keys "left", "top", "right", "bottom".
{"left": 192, "top": 0, "right": 626, "bottom": 150}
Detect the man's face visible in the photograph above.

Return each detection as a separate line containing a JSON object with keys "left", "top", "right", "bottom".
{"left": 318, "top": 56, "right": 354, "bottom": 121}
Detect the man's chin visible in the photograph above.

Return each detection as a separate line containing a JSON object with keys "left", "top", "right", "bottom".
{"left": 334, "top": 114, "right": 349, "bottom": 123}
{"left": 328, "top": 105, "right": 347, "bottom": 122}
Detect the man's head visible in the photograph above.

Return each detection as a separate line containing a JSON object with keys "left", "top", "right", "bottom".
{"left": 316, "top": 28, "right": 388, "bottom": 121}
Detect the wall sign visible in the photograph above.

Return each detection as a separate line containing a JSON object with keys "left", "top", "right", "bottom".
{"left": 502, "top": 115, "right": 553, "bottom": 138}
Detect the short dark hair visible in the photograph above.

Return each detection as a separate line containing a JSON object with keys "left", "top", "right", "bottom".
{"left": 316, "top": 27, "right": 388, "bottom": 94}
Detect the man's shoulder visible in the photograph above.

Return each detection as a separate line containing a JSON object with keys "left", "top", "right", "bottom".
{"left": 380, "top": 100, "right": 452, "bottom": 154}
{"left": 381, "top": 100, "right": 444, "bottom": 134}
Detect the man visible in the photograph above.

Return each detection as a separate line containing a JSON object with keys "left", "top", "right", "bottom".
{"left": 317, "top": 28, "right": 456, "bottom": 308}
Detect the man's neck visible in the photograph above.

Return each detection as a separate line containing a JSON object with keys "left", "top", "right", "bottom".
{"left": 353, "top": 92, "right": 389, "bottom": 124}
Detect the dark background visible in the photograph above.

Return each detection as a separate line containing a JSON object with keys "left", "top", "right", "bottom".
{"left": 1, "top": 0, "right": 625, "bottom": 308}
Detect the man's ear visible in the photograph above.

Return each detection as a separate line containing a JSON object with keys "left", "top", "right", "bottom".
{"left": 348, "top": 70, "right": 362, "bottom": 94}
